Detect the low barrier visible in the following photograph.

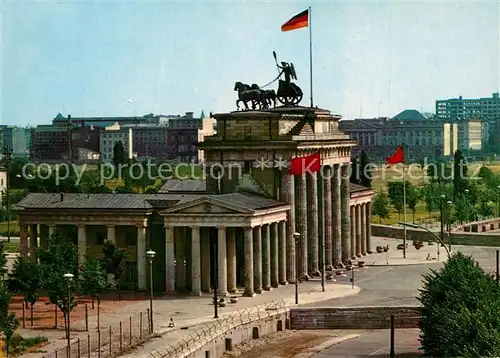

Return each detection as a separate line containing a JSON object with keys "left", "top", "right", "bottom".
{"left": 290, "top": 306, "right": 421, "bottom": 330}
{"left": 372, "top": 224, "right": 500, "bottom": 246}
{"left": 150, "top": 299, "right": 288, "bottom": 358}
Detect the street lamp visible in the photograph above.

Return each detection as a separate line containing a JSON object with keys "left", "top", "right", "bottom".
{"left": 2, "top": 146, "right": 12, "bottom": 243}
{"left": 497, "top": 185, "right": 500, "bottom": 217}
{"left": 464, "top": 189, "right": 470, "bottom": 222}
{"left": 398, "top": 221, "right": 451, "bottom": 259}
{"left": 63, "top": 273, "right": 74, "bottom": 355}
{"left": 439, "top": 194, "right": 446, "bottom": 251}
{"left": 293, "top": 232, "right": 301, "bottom": 305}
{"left": 146, "top": 250, "right": 155, "bottom": 333}
{"left": 447, "top": 200, "right": 453, "bottom": 252}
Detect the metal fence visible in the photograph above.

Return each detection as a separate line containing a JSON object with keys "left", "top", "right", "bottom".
{"left": 42, "top": 309, "right": 153, "bottom": 358}
{"left": 150, "top": 299, "right": 288, "bottom": 358}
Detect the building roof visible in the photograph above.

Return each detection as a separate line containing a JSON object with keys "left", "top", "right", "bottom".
{"left": 391, "top": 110, "right": 426, "bottom": 121}
{"left": 13, "top": 192, "right": 287, "bottom": 212}
{"left": 159, "top": 179, "right": 207, "bottom": 193}
{"left": 349, "top": 183, "right": 372, "bottom": 193}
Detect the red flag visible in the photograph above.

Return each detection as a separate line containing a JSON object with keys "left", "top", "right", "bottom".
{"left": 281, "top": 9, "right": 309, "bottom": 32}
{"left": 290, "top": 152, "right": 321, "bottom": 175}
{"left": 386, "top": 146, "right": 404, "bottom": 166}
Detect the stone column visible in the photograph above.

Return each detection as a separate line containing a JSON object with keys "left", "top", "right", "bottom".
{"left": 29, "top": 224, "right": 38, "bottom": 260}
{"left": 19, "top": 224, "right": 28, "bottom": 258}
{"left": 307, "top": 172, "right": 319, "bottom": 276}
{"left": 350, "top": 206, "right": 356, "bottom": 259}
{"left": 136, "top": 225, "right": 147, "bottom": 291}
{"left": 217, "top": 227, "right": 228, "bottom": 296}
{"left": 39, "top": 225, "right": 49, "bottom": 250}
{"left": 356, "top": 205, "right": 362, "bottom": 257}
{"left": 323, "top": 166, "right": 333, "bottom": 269}
{"left": 253, "top": 226, "right": 263, "bottom": 294}
{"left": 262, "top": 224, "right": 271, "bottom": 291}
{"left": 227, "top": 228, "right": 237, "bottom": 293}
{"left": 243, "top": 227, "right": 255, "bottom": 297}
{"left": 341, "top": 164, "right": 351, "bottom": 263}
{"left": 48, "top": 225, "right": 56, "bottom": 238}
{"left": 107, "top": 225, "right": 116, "bottom": 243}
{"left": 361, "top": 204, "right": 367, "bottom": 255}
{"left": 165, "top": 226, "right": 175, "bottom": 294}
{"left": 366, "top": 202, "right": 372, "bottom": 253}
{"left": 270, "top": 222, "right": 279, "bottom": 288}
{"left": 280, "top": 171, "right": 295, "bottom": 283}
{"left": 278, "top": 221, "right": 287, "bottom": 285}
{"left": 191, "top": 227, "right": 201, "bottom": 295}
{"left": 77, "top": 224, "right": 86, "bottom": 268}
{"left": 332, "top": 164, "right": 342, "bottom": 266}
{"left": 175, "top": 229, "right": 186, "bottom": 293}
{"left": 201, "top": 228, "right": 211, "bottom": 292}
{"left": 297, "top": 173, "right": 308, "bottom": 279}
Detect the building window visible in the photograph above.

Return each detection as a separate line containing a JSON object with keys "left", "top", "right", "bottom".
{"left": 125, "top": 232, "right": 137, "bottom": 246}
{"left": 96, "top": 232, "right": 105, "bottom": 245}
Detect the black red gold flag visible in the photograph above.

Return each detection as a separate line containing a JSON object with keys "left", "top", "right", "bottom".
{"left": 281, "top": 9, "right": 309, "bottom": 32}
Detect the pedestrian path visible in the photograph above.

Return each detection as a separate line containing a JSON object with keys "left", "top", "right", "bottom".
{"left": 366, "top": 237, "right": 448, "bottom": 266}
{"left": 21, "top": 280, "right": 360, "bottom": 358}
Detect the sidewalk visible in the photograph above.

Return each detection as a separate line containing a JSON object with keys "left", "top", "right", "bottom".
{"left": 366, "top": 237, "right": 448, "bottom": 266}
{"left": 21, "top": 281, "right": 360, "bottom": 358}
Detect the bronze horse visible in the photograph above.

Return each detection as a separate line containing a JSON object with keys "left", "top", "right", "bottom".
{"left": 234, "top": 82, "right": 276, "bottom": 110}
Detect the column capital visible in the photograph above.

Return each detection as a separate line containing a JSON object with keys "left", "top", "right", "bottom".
{"left": 106, "top": 224, "right": 115, "bottom": 228}
{"left": 216, "top": 226, "right": 227, "bottom": 230}
{"left": 135, "top": 223, "right": 147, "bottom": 229}
{"left": 76, "top": 223, "right": 86, "bottom": 229}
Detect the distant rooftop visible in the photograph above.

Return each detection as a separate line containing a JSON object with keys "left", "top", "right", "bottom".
{"left": 391, "top": 110, "right": 426, "bottom": 121}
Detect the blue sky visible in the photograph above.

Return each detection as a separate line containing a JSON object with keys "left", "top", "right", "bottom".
{"left": 1, "top": 0, "right": 499, "bottom": 126}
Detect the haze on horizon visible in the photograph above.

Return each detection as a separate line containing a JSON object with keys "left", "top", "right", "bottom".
{"left": 1, "top": 0, "right": 499, "bottom": 126}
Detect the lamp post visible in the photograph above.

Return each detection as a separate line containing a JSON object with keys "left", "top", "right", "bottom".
{"left": 146, "top": 250, "right": 156, "bottom": 334}
{"left": 293, "top": 232, "right": 301, "bottom": 305}
{"left": 398, "top": 221, "right": 451, "bottom": 258}
{"left": 464, "top": 189, "right": 470, "bottom": 223}
{"left": 497, "top": 185, "right": 500, "bottom": 217}
{"left": 447, "top": 200, "right": 453, "bottom": 252}
{"left": 63, "top": 273, "right": 74, "bottom": 356}
{"left": 2, "top": 146, "right": 12, "bottom": 243}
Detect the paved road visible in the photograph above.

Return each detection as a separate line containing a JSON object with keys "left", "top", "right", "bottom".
{"left": 313, "top": 329, "right": 421, "bottom": 357}
{"left": 304, "top": 263, "right": 441, "bottom": 308}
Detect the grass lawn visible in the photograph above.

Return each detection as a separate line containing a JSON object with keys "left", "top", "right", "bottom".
{"left": 0, "top": 220, "right": 20, "bottom": 237}
{"left": 3, "top": 335, "right": 48, "bottom": 356}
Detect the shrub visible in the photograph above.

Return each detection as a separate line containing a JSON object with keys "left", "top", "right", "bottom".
{"left": 419, "top": 252, "right": 500, "bottom": 357}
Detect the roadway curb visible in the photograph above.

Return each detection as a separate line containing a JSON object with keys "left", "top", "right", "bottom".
{"left": 291, "top": 333, "right": 360, "bottom": 357}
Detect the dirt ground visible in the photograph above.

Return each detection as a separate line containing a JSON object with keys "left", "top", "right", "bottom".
{"left": 223, "top": 330, "right": 344, "bottom": 358}
{"left": 9, "top": 291, "right": 148, "bottom": 329}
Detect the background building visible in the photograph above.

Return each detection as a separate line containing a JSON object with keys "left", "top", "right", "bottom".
{"left": 436, "top": 92, "right": 499, "bottom": 151}
{"left": 339, "top": 109, "right": 461, "bottom": 161}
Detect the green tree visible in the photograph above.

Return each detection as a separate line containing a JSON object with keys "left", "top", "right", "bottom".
{"left": 7, "top": 257, "right": 41, "bottom": 326}
{"left": 453, "top": 194, "right": 469, "bottom": 224}
{"left": 453, "top": 150, "right": 468, "bottom": 198}
{"left": 0, "top": 282, "right": 18, "bottom": 357}
{"left": 80, "top": 258, "right": 108, "bottom": 310}
{"left": 371, "top": 191, "right": 390, "bottom": 223}
{"left": 387, "top": 181, "right": 412, "bottom": 220}
{"left": 102, "top": 240, "right": 129, "bottom": 301}
{"left": 359, "top": 150, "right": 372, "bottom": 188}
{"left": 419, "top": 252, "right": 500, "bottom": 357}
{"left": 112, "top": 141, "right": 127, "bottom": 169}
{"left": 38, "top": 233, "right": 78, "bottom": 334}
{"left": 406, "top": 185, "right": 420, "bottom": 223}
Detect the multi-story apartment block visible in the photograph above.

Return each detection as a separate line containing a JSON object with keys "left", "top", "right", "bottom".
{"left": 52, "top": 113, "right": 167, "bottom": 128}
{"left": 0, "top": 126, "right": 30, "bottom": 158}
{"left": 99, "top": 123, "right": 132, "bottom": 163}
{"left": 436, "top": 92, "right": 499, "bottom": 149}
{"left": 30, "top": 125, "right": 70, "bottom": 161}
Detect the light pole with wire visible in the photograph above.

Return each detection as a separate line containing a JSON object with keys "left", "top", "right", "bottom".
{"left": 146, "top": 250, "right": 156, "bottom": 334}
{"left": 447, "top": 200, "right": 453, "bottom": 252}
{"left": 63, "top": 273, "right": 74, "bottom": 356}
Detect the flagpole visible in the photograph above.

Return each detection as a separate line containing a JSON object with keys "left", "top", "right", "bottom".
{"left": 309, "top": 6, "right": 313, "bottom": 108}
{"left": 402, "top": 149, "right": 407, "bottom": 259}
